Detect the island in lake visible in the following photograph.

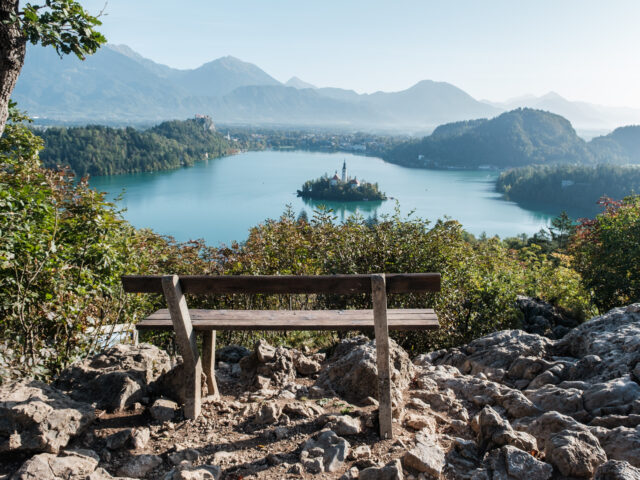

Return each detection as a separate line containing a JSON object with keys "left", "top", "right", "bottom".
{"left": 297, "top": 161, "right": 387, "bottom": 201}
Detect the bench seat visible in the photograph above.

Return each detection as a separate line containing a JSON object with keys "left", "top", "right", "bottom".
{"left": 136, "top": 308, "right": 439, "bottom": 331}
{"left": 123, "top": 273, "right": 441, "bottom": 439}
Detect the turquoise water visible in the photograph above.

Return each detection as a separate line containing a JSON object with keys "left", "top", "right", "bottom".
{"left": 90, "top": 150, "right": 558, "bottom": 246}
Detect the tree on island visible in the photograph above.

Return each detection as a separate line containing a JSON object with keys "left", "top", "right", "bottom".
{"left": 0, "top": 0, "right": 105, "bottom": 136}
{"left": 297, "top": 166, "right": 386, "bottom": 202}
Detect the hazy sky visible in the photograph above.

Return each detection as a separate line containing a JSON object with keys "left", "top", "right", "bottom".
{"left": 79, "top": 0, "right": 640, "bottom": 108}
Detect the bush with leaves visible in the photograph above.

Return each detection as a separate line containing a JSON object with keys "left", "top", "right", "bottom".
{"left": 0, "top": 104, "right": 137, "bottom": 380}
{"left": 571, "top": 196, "right": 640, "bottom": 311}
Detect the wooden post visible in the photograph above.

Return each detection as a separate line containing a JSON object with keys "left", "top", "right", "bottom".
{"left": 202, "top": 330, "right": 220, "bottom": 399}
{"left": 162, "top": 275, "right": 202, "bottom": 419}
{"left": 372, "top": 273, "right": 393, "bottom": 439}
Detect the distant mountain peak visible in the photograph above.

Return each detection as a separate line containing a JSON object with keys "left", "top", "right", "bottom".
{"left": 286, "top": 76, "right": 317, "bottom": 89}
{"left": 540, "top": 91, "right": 566, "bottom": 101}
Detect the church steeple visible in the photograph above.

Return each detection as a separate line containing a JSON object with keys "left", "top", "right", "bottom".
{"left": 341, "top": 160, "right": 347, "bottom": 182}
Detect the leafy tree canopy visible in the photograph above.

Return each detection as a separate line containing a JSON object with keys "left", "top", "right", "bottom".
{"left": 8, "top": 0, "right": 105, "bottom": 58}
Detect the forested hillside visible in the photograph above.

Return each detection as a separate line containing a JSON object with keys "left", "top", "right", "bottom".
{"left": 497, "top": 164, "right": 640, "bottom": 212}
{"left": 590, "top": 125, "right": 640, "bottom": 163}
{"left": 384, "top": 108, "right": 594, "bottom": 169}
{"left": 37, "top": 116, "right": 233, "bottom": 176}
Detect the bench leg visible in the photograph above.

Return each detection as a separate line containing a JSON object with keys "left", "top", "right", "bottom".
{"left": 202, "top": 330, "right": 220, "bottom": 399}
{"left": 372, "top": 273, "right": 393, "bottom": 440}
{"left": 162, "top": 275, "right": 202, "bottom": 419}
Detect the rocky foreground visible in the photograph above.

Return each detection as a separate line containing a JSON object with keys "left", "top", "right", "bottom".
{"left": 1, "top": 301, "right": 640, "bottom": 479}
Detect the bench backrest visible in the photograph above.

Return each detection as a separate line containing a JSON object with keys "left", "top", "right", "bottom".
{"left": 122, "top": 273, "right": 440, "bottom": 295}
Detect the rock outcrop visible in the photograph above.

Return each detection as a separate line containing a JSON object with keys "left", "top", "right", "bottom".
{"left": 315, "top": 336, "right": 414, "bottom": 405}
{"left": 0, "top": 380, "right": 95, "bottom": 454}
{"left": 54, "top": 343, "right": 172, "bottom": 411}
{"left": 11, "top": 449, "right": 135, "bottom": 480}
{"left": 415, "top": 302, "right": 640, "bottom": 477}
{"left": 239, "top": 340, "right": 298, "bottom": 390}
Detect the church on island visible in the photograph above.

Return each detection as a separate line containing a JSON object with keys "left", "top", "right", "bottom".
{"left": 330, "top": 161, "right": 361, "bottom": 188}
{"left": 297, "top": 161, "right": 386, "bottom": 202}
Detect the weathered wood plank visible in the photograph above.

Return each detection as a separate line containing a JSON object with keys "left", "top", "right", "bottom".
{"left": 162, "top": 275, "right": 202, "bottom": 419}
{"left": 135, "top": 308, "right": 439, "bottom": 331}
{"left": 122, "top": 273, "right": 440, "bottom": 295}
{"left": 148, "top": 308, "right": 434, "bottom": 318}
{"left": 372, "top": 274, "right": 393, "bottom": 440}
{"left": 201, "top": 331, "right": 219, "bottom": 400}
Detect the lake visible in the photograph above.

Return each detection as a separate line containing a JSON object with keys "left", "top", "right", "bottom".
{"left": 90, "top": 150, "right": 558, "bottom": 246}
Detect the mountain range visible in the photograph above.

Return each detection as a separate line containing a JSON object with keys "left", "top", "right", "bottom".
{"left": 13, "top": 44, "right": 640, "bottom": 131}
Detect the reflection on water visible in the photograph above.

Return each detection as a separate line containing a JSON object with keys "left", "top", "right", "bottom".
{"left": 300, "top": 197, "right": 384, "bottom": 221}
{"left": 89, "top": 150, "right": 583, "bottom": 246}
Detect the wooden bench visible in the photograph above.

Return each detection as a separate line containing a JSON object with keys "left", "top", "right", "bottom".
{"left": 122, "top": 273, "right": 440, "bottom": 439}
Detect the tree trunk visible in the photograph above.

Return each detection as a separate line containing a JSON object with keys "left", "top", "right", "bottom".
{"left": 0, "top": 0, "right": 25, "bottom": 138}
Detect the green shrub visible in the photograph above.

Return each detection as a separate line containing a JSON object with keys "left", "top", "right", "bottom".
{"left": 571, "top": 196, "right": 640, "bottom": 311}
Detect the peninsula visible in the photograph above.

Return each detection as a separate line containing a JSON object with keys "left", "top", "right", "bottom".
{"left": 297, "top": 161, "right": 387, "bottom": 201}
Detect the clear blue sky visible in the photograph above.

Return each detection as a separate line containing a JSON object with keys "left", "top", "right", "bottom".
{"left": 79, "top": 0, "right": 640, "bottom": 108}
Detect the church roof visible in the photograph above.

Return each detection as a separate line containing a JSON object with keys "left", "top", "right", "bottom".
{"left": 331, "top": 174, "right": 341, "bottom": 180}
{"left": 349, "top": 178, "right": 360, "bottom": 184}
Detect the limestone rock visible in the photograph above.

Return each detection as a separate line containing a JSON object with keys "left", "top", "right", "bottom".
{"left": 254, "top": 401, "right": 282, "bottom": 424}
{"left": 300, "top": 430, "right": 350, "bottom": 473}
{"left": 315, "top": 336, "right": 414, "bottom": 405}
{"left": 524, "top": 385, "right": 587, "bottom": 420}
{"left": 293, "top": 352, "right": 322, "bottom": 376}
{"left": 168, "top": 448, "right": 200, "bottom": 465}
{"left": 55, "top": 343, "right": 171, "bottom": 411}
{"left": 595, "top": 460, "right": 640, "bottom": 480}
{"left": 522, "top": 411, "right": 589, "bottom": 452}
{"left": 403, "top": 413, "right": 436, "bottom": 433}
{"left": 239, "top": 340, "right": 297, "bottom": 390}
{"left": 283, "top": 401, "right": 324, "bottom": 419}
{"left": 163, "top": 465, "right": 221, "bottom": 480}
{"left": 446, "top": 437, "right": 481, "bottom": 476}
{"left": 12, "top": 450, "right": 100, "bottom": 480}
{"left": 0, "top": 380, "right": 95, "bottom": 454}
{"left": 544, "top": 429, "right": 607, "bottom": 478}
{"left": 590, "top": 414, "right": 640, "bottom": 429}
{"left": 590, "top": 426, "right": 640, "bottom": 467}
{"left": 360, "top": 458, "right": 404, "bottom": 480}
{"left": 117, "top": 454, "right": 163, "bottom": 478}
{"left": 149, "top": 398, "right": 179, "bottom": 422}
{"left": 556, "top": 304, "right": 640, "bottom": 383}
{"left": 476, "top": 406, "right": 537, "bottom": 452}
{"left": 350, "top": 445, "right": 372, "bottom": 460}
{"left": 131, "top": 427, "right": 150, "bottom": 450}
{"left": 402, "top": 431, "right": 445, "bottom": 477}
{"left": 326, "top": 415, "right": 362, "bottom": 436}
{"left": 434, "top": 330, "right": 553, "bottom": 380}
{"left": 583, "top": 376, "right": 640, "bottom": 416}
{"left": 483, "top": 446, "right": 552, "bottom": 480}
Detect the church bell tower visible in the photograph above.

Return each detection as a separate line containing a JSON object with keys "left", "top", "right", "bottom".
{"left": 341, "top": 160, "right": 347, "bottom": 182}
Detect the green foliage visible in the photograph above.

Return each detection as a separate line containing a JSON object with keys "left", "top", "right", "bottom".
{"left": 297, "top": 175, "right": 386, "bottom": 201}
{"left": 12, "top": 0, "right": 105, "bottom": 59}
{"left": 571, "top": 196, "right": 640, "bottom": 311}
{"left": 0, "top": 104, "right": 139, "bottom": 380}
{"left": 36, "top": 117, "right": 234, "bottom": 176}
{"left": 497, "top": 164, "right": 640, "bottom": 213}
